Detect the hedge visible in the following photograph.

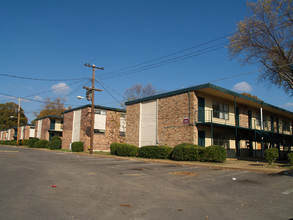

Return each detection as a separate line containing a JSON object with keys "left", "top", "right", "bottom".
{"left": 72, "top": 142, "right": 84, "bottom": 152}
{"left": 33, "top": 140, "right": 49, "bottom": 148}
{"left": 47, "top": 140, "right": 62, "bottom": 150}
{"left": 138, "top": 145, "right": 172, "bottom": 159}
{"left": 264, "top": 148, "right": 279, "bottom": 165}
{"left": 110, "top": 143, "right": 120, "bottom": 155}
{"left": 288, "top": 153, "right": 293, "bottom": 166}
{"left": 111, "top": 143, "right": 138, "bottom": 157}
{"left": 172, "top": 143, "right": 203, "bottom": 161}
{"left": 50, "top": 136, "right": 61, "bottom": 142}
{"left": 28, "top": 138, "right": 39, "bottom": 148}
{"left": 200, "top": 145, "right": 227, "bottom": 163}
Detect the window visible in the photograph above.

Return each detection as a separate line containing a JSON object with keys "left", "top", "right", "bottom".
{"left": 213, "top": 133, "right": 230, "bottom": 150}
{"left": 213, "top": 102, "right": 229, "bottom": 119}
{"left": 120, "top": 113, "right": 126, "bottom": 136}
{"left": 94, "top": 110, "right": 106, "bottom": 133}
{"left": 283, "top": 120, "right": 290, "bottom": 132}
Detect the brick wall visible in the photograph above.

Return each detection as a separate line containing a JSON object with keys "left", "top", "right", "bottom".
{"left": 239, "top": 105, "right": 249, "bottom": 128}
{"left": 126, "top": 103, "right": 140, "bottom": 147}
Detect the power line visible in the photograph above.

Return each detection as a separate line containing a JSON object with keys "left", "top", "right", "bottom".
{"left": 95, "top": 79, "right": 123, "bottom": 105}
{"left": 0, "top": 73, "right": 88, "bottom": 81}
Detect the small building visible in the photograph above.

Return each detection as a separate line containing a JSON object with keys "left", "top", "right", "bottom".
{"left": 35, "top": 115, "right": 63, "bottom": 141}
{"left": 19, "top": 124, "right": 35, "bottom": 140}
{"left": 62, "top": 104, "right": 126, "bottom": 151}
{"left": 5, "top": 127, "right": 16, "bottom": 141}
{"left": 0, "top": 130, "right": 7, "bottom": 141}
{"left": 125, "top": 83, "right": 293, "bottom": 158}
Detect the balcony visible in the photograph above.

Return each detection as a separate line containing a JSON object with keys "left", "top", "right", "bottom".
{"left": 195, "top": 110, "right": 292, "bottom": 135}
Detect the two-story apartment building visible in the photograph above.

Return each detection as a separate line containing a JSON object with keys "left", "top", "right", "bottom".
{"left": 125, "top": 83, "right": 293, "bottom": 158}
{"left": 35, "top": 115, "right": 63, "bottom": 141}
{"left": 62, "top": 104, "right": 126, "bottom": 151}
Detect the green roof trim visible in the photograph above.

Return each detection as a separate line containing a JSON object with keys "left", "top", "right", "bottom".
{"left": 63, "top": 104, "right": 126, "bottom": 114}
{"left": 125, "top": 83, "right": 293, "bottom": 115}
{"left": 35, "top": 115, "right": 64, "bottom": 121}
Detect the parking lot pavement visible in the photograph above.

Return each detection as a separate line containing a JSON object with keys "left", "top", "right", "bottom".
{"left": 0, "top": 145, "right": 293, "bottom": 220}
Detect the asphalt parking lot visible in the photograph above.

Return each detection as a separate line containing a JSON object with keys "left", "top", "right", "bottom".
{"left": 0, "top": 145, "right": 292, "bottom": 220}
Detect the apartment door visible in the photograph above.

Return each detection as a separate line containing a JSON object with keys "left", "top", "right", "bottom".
{"left": 248, "top": 110, "right": 252, "bottom": 129}
{"left": 198, "top": 97, "right": 205, "bottom": 122}
{"left": 198, "top": 130, "right": 205, "bottom": 147}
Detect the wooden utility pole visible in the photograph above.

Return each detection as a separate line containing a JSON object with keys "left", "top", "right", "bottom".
{"left": 84, "top": 63, "right": 103, "bottom": 154}
{"left": 16, "top": 98, "right": 20, "bottom": 145}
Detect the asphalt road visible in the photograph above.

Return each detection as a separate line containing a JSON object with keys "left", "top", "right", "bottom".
{"left": 0, "top": 145, "right": 292, "bottom": 220}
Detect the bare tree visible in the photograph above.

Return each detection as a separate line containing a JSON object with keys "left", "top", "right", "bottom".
{"left": 34, "top": 97, "right": 68, "bottom": 120}
{"left": 124, "top": 83, "right": 158, "bottom": 101}
{"left": 228, "top": 0, "right": 293, "bottom": 95}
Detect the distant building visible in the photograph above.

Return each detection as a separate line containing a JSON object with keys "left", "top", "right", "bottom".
{"left": 125, "top": 83, "right": 293, "bottom": 158}
{"left": 19, "top": 124, "right": 35, "bottom": 140}
{"left": 34, "top": 115, "right": 63, "bottom": 141}
{"left": 62, "top": 105, "right": 126, "bottom": 151}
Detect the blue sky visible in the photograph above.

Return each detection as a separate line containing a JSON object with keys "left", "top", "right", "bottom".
{"left": 0, "top": 0, "right": 292, "bottom": 123}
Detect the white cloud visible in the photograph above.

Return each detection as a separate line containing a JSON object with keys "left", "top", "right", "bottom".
{"left": 233, "top": 81, "right": 252, "bottom": 93}
{"left": 51, "top": 82, "right": 71, "bottom": 96}
{"left": 282, "top": 102, "right": 293, "bottom": 109}
{"left": 33, "top": 96, "right": 43, "bottom": 101}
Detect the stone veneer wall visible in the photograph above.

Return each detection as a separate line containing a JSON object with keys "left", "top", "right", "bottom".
{"left": 126, "top": 103, "right": 140, "bottom": 147}
{"left": 157, "top": 92, "right": 198, "bottom": 147}
{"left": 63, "top": 107, "right": 125, "bottom": 151}
{"left": 126, "top": 91, "right": 199, "bottom": 148}
{"left": 40, "top": 118, "right": 50, "bottom": 140}
{"left": 62, "top": 111, "right": 74, "bottom": 150}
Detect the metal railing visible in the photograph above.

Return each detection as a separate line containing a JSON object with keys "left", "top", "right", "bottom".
{"left": 195, "top": 110, "right": 292, "bottom": 135}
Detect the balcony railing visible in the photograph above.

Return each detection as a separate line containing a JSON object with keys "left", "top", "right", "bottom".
{"left": 195, "top": 110, "right": 292, "bottom": 135}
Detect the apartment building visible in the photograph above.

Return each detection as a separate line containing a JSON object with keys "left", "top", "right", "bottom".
{"left": 19, "top": 124, "right": 35, "bottom": 140}
{"left": 35, "top": 115, "right": 63, "bottom": 141}
{"left": 62, "top": 104, "right": 126, "bottom": 151}
{"left": 125, "top": 83, "right": 293, "bottom": 158}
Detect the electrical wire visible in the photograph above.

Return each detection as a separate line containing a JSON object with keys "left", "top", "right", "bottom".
{"left": 0, "top": 73, "right": 88, "bottom": 81}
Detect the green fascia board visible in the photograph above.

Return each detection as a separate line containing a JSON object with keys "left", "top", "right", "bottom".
{"left": 35, "top": 115, "right": 64, "bottom": 121}
{"left": 125, "top": 83, "right": 293, "bottom": 115}
{"left": 62, "top": 104, "right": 126, "bottom": 114}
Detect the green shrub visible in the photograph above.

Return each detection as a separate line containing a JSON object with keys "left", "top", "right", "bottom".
{"left": 50, "top": 136, "right": 61, "bottom": 142}
{"left": 288, "top": 153, "right": 293, "bottom": 166}
{"left": 114, "top": 143, "right": 138, "bottom": 157}
{"left": 28, "top": 138, "right": 39, "bottom": 148}
{"left": 21, "top": 139, "right": 30, "bottom": 146}
{"left": 47, "top": 140, "right": 62, "bottom": 150}
{"left": 172, "top": 143, "right": 203, "bottom": 161}
{"left": 72, "top": 142, "right": 84, "bottom": 152}
{"left": 8, "top": 140, "right": 17, "bottom": 146}
{"left": 264, "top": 148, "right": 279, "bottom": 165}
{"left": 201, "top": 145, "right": 226, "bottom": 163}
{"left": 33, "top": 140, "right": 49, "bottom": 148}
{"left": 110, "top": 143, "right": 120, "bottom": 155}
{"left": 138, "top": 145, "right": 172, "bottom": 159}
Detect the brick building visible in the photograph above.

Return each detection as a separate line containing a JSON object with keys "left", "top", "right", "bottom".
{"left": 35, "top": 115, "right": 63, "bottom": 141}
{"left": 125, "top": 83, "right": 293, "bottom": 158}
{"left": 19, "top": 124, "right": 35, "bottom": 140}
{"left": 62, "top": 105, "right": 126, "bottom": 151}
{"left": 0, "top": 130, "right": 8, "bottom": 141}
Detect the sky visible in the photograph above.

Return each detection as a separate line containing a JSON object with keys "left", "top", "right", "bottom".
{"left": 0, "top": 0, "right": 292, "bottom": 123}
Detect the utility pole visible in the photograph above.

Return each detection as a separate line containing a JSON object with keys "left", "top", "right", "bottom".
{"left": 16, "top": 98, "right": 20, "bottom": 145}
{"left": 84, "top": 63, "right": 103, "bottom": 154}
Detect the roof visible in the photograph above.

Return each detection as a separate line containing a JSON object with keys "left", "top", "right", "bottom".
{"left": 63, "top": 104, "right": 126, "bottom": 114}
{"left": 35, "top": 115, "right": 64, "bottom": 121}
{"left": 125, "top": 83, "right": 293, "bottom": 116}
